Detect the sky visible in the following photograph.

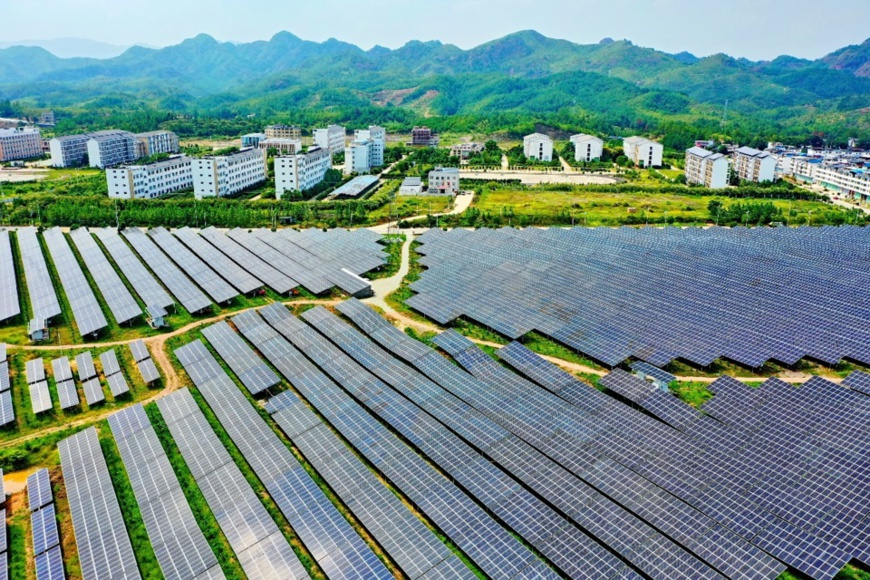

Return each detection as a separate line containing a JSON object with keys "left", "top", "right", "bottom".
{"left": 2, "top": 0, "right": 869, "bottom": 61}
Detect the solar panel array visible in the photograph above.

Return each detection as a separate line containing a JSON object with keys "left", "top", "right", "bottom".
{"left": 90, "top": 228, "right": 174, "bottom": 312}
{"left": 122, "top": 228, "right": 212, "bottom": 314}
{"left": 31, "top": 504, "right": 59, "bottom": 557}
{"left": 74, "top": 352, "right": 104, "bottom": 406}
{"left": 99, "top": 350, "right": 129, "bottom": 398}
{"left": 0, "top": 230, "right": 20, "bottom": 323}
{"left": 26, "top": 358, "right": 52, "bottom": 415}
{"left": 172, "top": 228, "right": 262, "bottom": 295}
{"left": 35, "top": 546, "right": 64, "bottom": 580}
{"left": 630, "top": 360, "right": 677, "bottom": 385}
{"left": 58, "top": 427, "right": 140, "bottom": 580}
{"left": 148, "top": 228, "right": 238, "bottom": 304}
{"left": 129, "top": 340, "right": 160, "bottom": 384}
{"left": 0, "top": 350, "right": 12, "bottom": 427}
{"left": 408, "top": 226, "right": 870, "bottom": 368}
{"left": 156, "top": 389, "right": 310, "bottom": 580}
{"left": 198, "top": 228, "right": 296, "bottom": 294}
{"left": 69, "top": 228, "right": 142, "bottom": 325}
{"left": 107, "top": 405, "right": 222, "bottom": 580}
{"left": 42, "top": 228, "right": 108, "bottom": 337}
{"left": 174, "top": 340, "right": 391, "bottom": 579}
{"left": 17, "top": 227, "right": 61, "bottom": 323}
{"left": 201, "top": 321, "right": 279, "bottom": 395}
{"left": 27, "top": 468, "right": 53, "bottom": 512}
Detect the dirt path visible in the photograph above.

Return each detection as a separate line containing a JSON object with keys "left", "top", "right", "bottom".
{"left": 368, "top": 193, "right": 473, "bottom": 234}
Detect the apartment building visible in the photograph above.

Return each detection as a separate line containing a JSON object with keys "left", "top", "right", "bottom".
{"left": 49, "top": 134, "right": 91, "bottom": 167}
{"left": 192, "top": 148, "right": 267, "bottom": 199}
{"left": 410, "top": 126, "right": 439, "bottom": 147}
{"left": 107, "top": 155, "right": 193, "bottom": 199}
{"left": 523, "top": 133, "right": 554, "bottom": 162}
{"left": 793, "top": 159, "right": 870, "bottom": 202}
{"left": 428, "top": 167, "right": 460, "bottom": 195}
{"left": 258, "top": 138, "right": 302, "bottom": 156}
{"left": 345, "top": 139, "right": 373, "bottom": 175}
{"left": 241, "top": 133, "right": 266, "bottom": 148}
{"left": 570, "top": 134, "right": 604, "bottom": 162}
{"left": 87, "top": 130, "right": 139, "bottom": 168}
{"left": 353, "top": 126, "right": 385, "bottom": 167}
{"left": 135, "top": 130, "right": 179, "bottom": 157}
{"left": 313, "top": 125, "right": 346, "bottom": 154}
{"left": 265, "top": 124, "right": 302, "bottom": 140}
{"left": 623, "top": 136, "right": 663, "bottom": 168}
{"left": 38, "top": 111, "right": 55, "bottom": 126}
{"left": 684, "top": 147, "right": 730, "bottom": 189}
{"left": 733, "top": 146, "right": 776, "bottom": 183}
{"left": 450, "top": 143, "right": 484, "bottom": 160}
{"left": 274, "top": 146, "right": 332, "bottom": 199}
{"left": 0, "top": 127, "right": 43, "bottom": 161}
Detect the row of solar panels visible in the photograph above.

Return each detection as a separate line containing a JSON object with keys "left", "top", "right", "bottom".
{"left": 0, "top": 346, "right": 12, "bottom": 427}
{"left": 26, "top": 469, "right": 64, "bottom": 580}
{"left": 0, "top": 468, "right": 6, "bottom": 580}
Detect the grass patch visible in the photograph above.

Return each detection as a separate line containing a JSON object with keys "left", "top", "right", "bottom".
{"left": 520, "top": 331, "right": 605, "bottom": 370}
{"left": 368, "top": 195, "right": 451, "bottom": 224}
{"left": 365, "top": 235, "right": 405, "bottom": 281}
{"left": 6, "top": 492, "right": 29, "bottom": 580}
{"left": 669, "top": 381, "right": 714, "bottom": 408}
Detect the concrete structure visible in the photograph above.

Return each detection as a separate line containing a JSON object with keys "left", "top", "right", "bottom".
{"left": 38, "top": 111, "right": 55, "bottom": 126}
{"left": 794, "top": 159, "right": 870, "bottom": 202}
{"left": 274, "top": 146, "right": 332, "bottom": 199}
{"left": 354, "top": 126, "right": 385, "bottom": 167}
{"left": 428, "top": 167, "right": 460, "bottom": 195}
{"left": 49, "top": 134, "right": 91, "bottom": 167}
{"left": 330, "top": 175, "right": 379, "bottom": 199}
{"left": 135, "top": 130, "right": 179, "bottom": 157}
{"left": 450, "top": 143, "right": 484, "bottom": 160}
{"left": 192, "top": 148, "right": 267, "bottom": 199}
{"left": 523, "top": 133, "right": 554, "bottom": 162}
{"left": 410, "top": 126, "right": 439, "bottom": 147}
{"left": 241, "top": 133, "right": 266, "bottom": 148}
{"left": 107, "top": 155, "right": 193, "bottom": 199}
{"left": 570, "top": 134, "right": 604, "bottom": 163}
{"left": 265, "top": 124, "right": 302, "bottom": 140}
{"left": 259, "top": 138, "right": 302, "bottom": 156}
{"left": 0, "top": 127, "right": 43, "bottom": 161}
{"left": 87, "top": 130, "right": 138, "bottom": 168}
{"left": 345, "top": 139, "right": 374, "bottom": 175}
{"left": 733, "top": 147, "right": 776, "bottom": 183}
{"left": 313, "top": 125, "right": 346, "bottom": 154}
{"left": 685, "top": 147, "right": 729, "bottom": 189}
{"left": 400, "top": 177, "right": 424, "bottom": 195}
{"left": 623, "top": 136, "right": 663, "bottom": 168}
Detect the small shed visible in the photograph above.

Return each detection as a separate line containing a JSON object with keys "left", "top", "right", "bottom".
{"left": 28, "top": 319, "right": 49, "bottom": 342}
{"left": 630, "top": 361, "right": 676, "bottom": 391}
{"left": 146, "top": 305, "right": 167, "bottom": 329}
{"left": 399, "top": 177, "right": 423, "bottom": 195}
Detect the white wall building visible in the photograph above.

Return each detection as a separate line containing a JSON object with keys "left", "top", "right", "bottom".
{"left": 0, "top": 127, "right": 43, "bottom": 162}
{"left": 733, "top": 146, "right": 776, "bottom": 183}
{"left": 344, "top": 139, "right": 373, "bottom": 175}
{"left": 353, "top": 126, "right": 385, "bottom": 167}
{"left": 192, "top": 148, "right": 267, "bottom": 199}
{"left": 684, "top": 147, "right": 730, "bottom": 189}
{"left": 313, "top": 125, "right": 346, "bottom": 154}
{"left": 793, "top": 159, "right": 870, "bottom": 202}
{"left": 274, "top": 146, "right": 332, "bottom": 199}
{"left": 570, "top": 134, "right": 604, "bottom": 163}
{"left": 623, "top": 136, "right": 663, "bottom": 168}
{"left": 265, "top": 124, "right": 301, "bottom": 140}
{"left": 428, "top": 167, "right": 460, "bottom": 195}
{"left": 49, "top": 134, "right": 91, "bottom": 167}
{"left": 258, "top": 138, "right": 302, "bottom": 156}
{"left": 107, "top": 155, "right": 193, "bottom": 199}
{"left": 135, "top": 130, "right": 179, "bottom": 157}
{"left": 523, "top": 133, "right": 554, "bottom": 162}
{"left": 399, "top": 177, "right": 423, "bottom": 195}
{"left": 87, "top": 130, "right": 139, "bottom": 168}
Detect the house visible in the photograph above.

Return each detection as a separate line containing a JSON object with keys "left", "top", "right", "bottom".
{"left": 570, "top": 134, "right": 604, "bottom": 163}
{"left": 733, "top": 147, "right": 776, "bottom": 183}
{"left": 450, "top": 143, "right": 484, "bottom": 160}
{"left": 345, "top": 139, "right": 374, "bottom": 175}
{"left": 684, "top": 147, "right": 729, "bottom": 189}
{"left": 353, "top": 126, "right": 385, "bottom": 167}
{"left": 313, "top": 125, "right": 347, "bottom": 154}
{"left": 400, "top": 177, "right": 424, "bottom": 195}
{"left": 523, "top": 133, "right": 554, "bottom": 162}
{"left": 135, "top": 130, "right": 179, "bottom": 157}
{"left": 86, "top": 130, "right": 138, "bottom": 168}
{"left": 28, "top": 318, "right": 49, "bottom": 342}
{"left": 409, "top": 126, "right": 439, "bottom": 147}
{"left": 265, "top": 124, "right": 302, "bottom": 140}
{"left": 623, "top": 136, "right": 663, "bottom": 168}
{"left": 258, "top": 138, "right": 302, "bottom": 156}
{"left": 428, "top": 167, "right": 460, "bottom": 195}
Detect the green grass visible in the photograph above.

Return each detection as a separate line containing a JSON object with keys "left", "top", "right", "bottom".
{"left": 520, "top": 331, "right": 605, "bottom": 370}
{"left": 365, "top": 235, "right": 405, "bottom": 280}
{"left": 6, "top": 498, "right": 28, "bottom": 580}
{"left": 368, "top": 195, "right": 451, "bottom": 224}
{"left": 669, "top": 381, "right": 714, "bottom": 408}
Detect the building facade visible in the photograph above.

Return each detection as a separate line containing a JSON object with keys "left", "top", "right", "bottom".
{"left": 241, "top": 133, "right": 266, "bottom": 148}
{"left": 410, "top": 126, "right": 439, "bottom": 147}
{"left": 87, "top": 130, "right": 139, "bottom": 168}
{"left": 38, "top": 111, "right": 55, "bottom": 126}
{"left": 192, "top": 148, "right": 267, "bottom": 199}
{"left": 523, "top": 133, "right": 554, "bottom": 162}
{"left": 570, "top": 134, "right": 604, "bottom": 162}
{"left": 684, "top": 147, "right": 729, "bottom": 189}
{"left": 793, "top": 159, "right": 870, "bottom": 202}
{"left": 0, "top": 127, "right": 43, "bottom": 161}
{"left": 428, "top": 167, "right": 460, "bottom": 195}
{"left": 265, "top": 124, "right": 302, "bottom": 140}
{"left": 450, "top": 143, "right": 484, "bottom": 160}
{"left": 733, "top": 147, "right": 776, "bottom": 183}
{"left": 400, "top": 177, "right": 424, "bottom": 195}
{"left": 49, "top": 134, "right": 91, "bottom": 167}
{"left": 135, "top": 130, "right": 179, "bottom": 157}
{"left": 353, "top": 126, "right": 385, "bottom": 167}
{"left": 274, "top": 146, "right": 332, "bottom": 199}
{"left": 623, "top": 137, "right": 663, "bottom": 168}
{"left": 313, "top": 125, "right": 346, "bottom": 154}
{"left": 107, "top": 155, "right": 193, "bottom": 199}
{"left": 258, "top": 138, "right": 302, "bottom": 156}
{"left": 344, "top": 140, "right": 373, "bottom": 175}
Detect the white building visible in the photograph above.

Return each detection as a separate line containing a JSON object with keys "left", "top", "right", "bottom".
{"left": 570, "top": 134, "right": 604, "bottom": 163}
{"left": 87, "top": 130, "right": 139, "bottom": 168}
{"left": 258, "top": 138, "right": 302, "bottom": 156}
{"left": 344, "top": 139, "right": 374, "bottom": 175}
{"left": 107, "top": 155, "right": 193, "bottom": 199}
{"left": 192, "top": 148, "right": 267, "bottom": 199}
{"left": 793, "top": 159, "right": 870, "bottom": 202}
{"left": 274, "top": 146, "right": 332, "bottom": 199}
{"left": 313, "top": 125, "right": 346, "bottom": 155}
{"left": 354, "top": 126, "right": 385, "bottom": 167}
{"left": 241, "top": 133, "right": 266, "bottom": 148}
{"left": 49, "top": 134, "right": 91, "bottom": 167}
{"left": 623, "top": 136, "right": 663, "bottom": 168}
{"left": 399, "top": 177, "right": 424, "bottom": 195}
{"left": 265, "top": 124, "right": 302, "bottom": 140}
{"left": 428, "top": 167, "right": 460, "bottom": 195}
{"left": 135, "top": 130, "right": 179, "bottom": 157}
{"left": 684, "top": 147, "right": 730, "bottom": 189}
{"left": 733, "top": 146, "right": 776, "bottom": 183}
{"left": 523, "top": 133, "right": 554, "bottom": 162}
{"left": 0, "top": 127, "right": 43, "bottom": 162}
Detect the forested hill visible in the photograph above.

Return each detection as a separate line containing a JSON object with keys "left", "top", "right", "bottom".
{"left": 1, "top": 31, "right": 869, "bottom": 145}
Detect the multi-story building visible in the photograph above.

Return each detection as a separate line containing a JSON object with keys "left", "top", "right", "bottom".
{"left": 623, "top": 136, "right": 663, "bottom": 168}
{"left": 0, "top": 127, "right": 43, "bottom": 161}
{"left": 353, "top": 126, "right": 385, "bottom": 167}
{"left": 192, "top": 148, "right": 267, "bottom": 199}
{"left": 428, "top": 167, "right": 460, "bottom": 195}
{"left": 106, "top": 155, "right": 193, "bottom": 199}
{"left": 38, "top": 111, "right": 55, "bottom": 126}
{"left": 570, "top": 134, "right": 604, "bottom": 162}
{"left": 684, "top": 147, "right": 730, "bottom": 189}
{"left": 265, "top": 124, "right": 302, "bottom": 140}
{"left": 793, "top": 159, "right": 870, "bottom": 202}
{"left": 241, "top": 133, "right": 266, "bottom": 148}
{"left": 258, "top": 138, "right": 302, "bottom": 156}
{"left": 274, "top": 146, "right": 332, "bottom": 199}
{"left": 523, "top": 133, "right": 554, "bottom": 162}
{"left": 135, "top": 130, "right": 179, "bottom": 157}
{"left": 87, "top": 130, "right": 139, "bottom": 168}
{"left": 410, "top": 126, "right": 439, "bottom": 147}
{"left": 313, "top": 125, "right": 346, "bottom": 154}
{"left": 733, "top": 146, "right": 776, "bottom": 183}
{"left": 49, "top": 134, "right": 91, "bottom": 167}
{"left": 450, "top": 143, "right": 484, "bottom": 160}
{"left": 344, "top": 139, "right": 373, "bottom": 175}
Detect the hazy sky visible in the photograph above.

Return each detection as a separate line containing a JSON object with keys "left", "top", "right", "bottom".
{"left": 2, "top": 0, "right": 869, "bottom": 60}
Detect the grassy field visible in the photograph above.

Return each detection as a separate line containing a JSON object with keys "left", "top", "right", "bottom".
{"left": 368, "top": 195, "right": 451, "bottom": 223}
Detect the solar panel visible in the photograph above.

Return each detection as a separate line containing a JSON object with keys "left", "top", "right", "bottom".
{"left": 172, "top": 228, "right": 263, "bottom": 295}
{"left": 122, "top": 228, "right": 212, "bottom": 314}
{"left": 81, "top": 378, "right": 104, "bottom": 406}
{"left": 55, "top": 380, "right": 79, "bottom": 410}
{"left": 0, "top": 391, "right": 14, "bottom": 426}
{"left": 136, "top": 358, "right": 160, "bottom": 384}
{"left": 26, "top": 358, "right": 45, "bottom": 384}
{"left": 74, "top": 352, "right": 97, "bottom": 381}
{"left": 226, "top": 229, "right": 327, "bottom": 294}
{"left": 29, "top": 381, "right": 52, "bottom": 414}
{"left": 201, "top": 321, "right": 279, "bottom": 395}
{"left": 69, "top": 228, "right": 142, "bottom": 325}
{"left": 198, "top": 227, "right": 296, "bottom": 294}
{"left": 98, "top": 350, "right": 121, "bottom": 376}
{"left": 106, "top": 373, "right": 130, "bottom": 398}
{"left": 34, "top": 545, "right": 64, "bottom": 580}
{"left": 27, "top": 468, "right": 53, "bottom": 512}
{"left": 50, "top": 358, "right": 72, "bottom": 383}
{"left": 0, "top": 230, "right": 20, "bottom": 323}
{"left": 0, "top": 343, "right": 5, "bottom": 363}
{"left": 0, "top": 362, "right": 10, "bottom": 392}
{"left": 148, "top": 227, "right": 238, "bottom": 304}
{"left": 843, "top": 371, "right": 870, "bottom": 396}
{"left": 42, "top": 228, "right": 108, "bottom": 337}
{"left": 0, "top": 508, "right": 5, "bottom": 552}
{"left": 90, "top": 228, "right": 174, "bottom": 311}
{"left": 31, "top": 503, "right": 60, "bottom": 556}
{"left": 598, "top": 369, "right": 657, "bottom": 403}
{"left": 630, "top": 361, "right": 677, "bottom": 385}
{"left": 58, "top": 427, "right": 140, "bottom": 580}
{"left": 16, "top": 227, "right": 61, "bottom": 323}
{"left": 107, "top": 405, "right": 220, "bottom": 580}
{"left": 128, "top": 339, "right": 150, "bottom": 363}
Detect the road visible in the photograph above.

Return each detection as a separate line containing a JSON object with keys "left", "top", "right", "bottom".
{"left": 368, "top": 193, "right": 473, "bottom": 234}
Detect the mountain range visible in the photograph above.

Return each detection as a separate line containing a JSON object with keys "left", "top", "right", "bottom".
{"left": 1, "top": 31, "right": 869, "bottom": 142}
